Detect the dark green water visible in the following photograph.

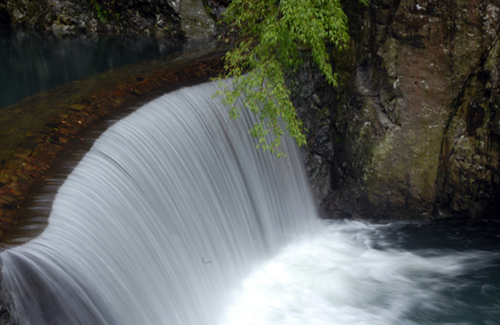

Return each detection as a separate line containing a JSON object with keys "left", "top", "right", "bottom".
{"left": 0, "top": 28, "right": 184, "bottom": 109}
{"left": 377, "top": 221, "right": 500, "bottom": 324}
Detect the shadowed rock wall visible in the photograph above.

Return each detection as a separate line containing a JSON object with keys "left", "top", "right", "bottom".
{"left": 294, "top": 0, "right": 500, "bottom": 222}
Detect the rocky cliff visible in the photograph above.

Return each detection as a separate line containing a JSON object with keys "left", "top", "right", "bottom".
{"left": 294, "top": 0, "right": 500, "bottom": 222}
{"left": 0, "top": 0, "right": 225, "bottom": 38}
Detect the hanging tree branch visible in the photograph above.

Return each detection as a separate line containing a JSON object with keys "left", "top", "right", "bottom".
{"left": 215, "top": 0, "right": 369, "bottom": 157}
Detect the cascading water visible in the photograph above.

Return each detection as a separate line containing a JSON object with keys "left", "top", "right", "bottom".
{"left": 0, "top": 81, "right": 320, "bottom": 325}
{"left": 224, "top": 221, "right": 500, "bottom": 325}
{"left": 1, "top": 81, "right": 500, "bottom": 325}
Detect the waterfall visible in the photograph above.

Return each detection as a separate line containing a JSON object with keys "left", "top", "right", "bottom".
{"left": 2, "top": 81, "right": 499, "bottom": 325}
{"left": 0, "top": 81, "right": 320, "bottom": 325}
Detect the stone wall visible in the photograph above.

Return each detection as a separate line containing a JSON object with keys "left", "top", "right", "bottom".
{"left": 294, "top": 0, "right": 500, "bottom": 222}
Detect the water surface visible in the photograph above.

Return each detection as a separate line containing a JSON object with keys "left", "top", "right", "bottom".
{"left": 226, "top": 220, "right": 500, "bottom": 325}
{"left": 0, "top": 28, "right": 184, "bottom": 109}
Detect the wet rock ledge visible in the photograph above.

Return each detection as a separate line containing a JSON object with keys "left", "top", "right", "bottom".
{"left": 0, "top": 43, "right": 227, "bottom": 241}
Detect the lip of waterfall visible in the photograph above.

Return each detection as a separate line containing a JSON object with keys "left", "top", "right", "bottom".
{"left": 0, "top": 38, "right": 227, "bottom": 230}
{"left": 0, "top": 81, "right": 320, "bottom": 325}
{"left": 0, "top": 88, "right": 171, "bottom": 249}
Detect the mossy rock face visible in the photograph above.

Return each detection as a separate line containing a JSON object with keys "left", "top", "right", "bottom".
{"left": 2, "top": 0, "right": 218, "bottom": 39}
{"left": 169, "top": 0, "right": 218, "bottom": 39}
{"left": 1, "top": 0, "right": 221, "bottom": 39}
{"left": 295, "top": 0, "right": 500, "bottom": 221}
{"left": 436, "top": 37, "right": 500, "bottom": 220}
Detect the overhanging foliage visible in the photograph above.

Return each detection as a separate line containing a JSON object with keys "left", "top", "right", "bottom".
{"left": 215, "top": 0, "right": 368, "bottom": 157}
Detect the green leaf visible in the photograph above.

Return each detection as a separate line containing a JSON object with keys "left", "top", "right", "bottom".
{"left": 215, "top": 0, "right": 367, "bottom": 157}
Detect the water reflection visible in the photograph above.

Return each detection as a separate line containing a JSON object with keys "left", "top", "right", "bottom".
{"left": 0, "top": 28, "right": 184, "bottom": 109}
